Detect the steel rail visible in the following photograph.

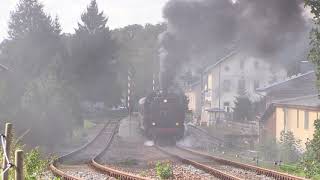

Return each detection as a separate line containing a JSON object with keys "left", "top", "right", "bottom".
{"left": 156, "top": 146, "right": 242, "bottom": 180}
{"left": 180, "top": 147, "right": 307, "bottom": 180}
{"left": 90, "top": 121, "right": 151, "bottom": 180}
{"left": 50, "top": 119, "right": 117, "bottom": 180}
{"left": 51, "top": 117, "right": 152, "bottom": 180}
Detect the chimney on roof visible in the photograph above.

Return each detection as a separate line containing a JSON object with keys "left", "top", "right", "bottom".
{"left": 299, "top": 61, "right": 313, "bottom": 73}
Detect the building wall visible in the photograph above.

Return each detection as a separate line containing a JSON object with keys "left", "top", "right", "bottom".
{"left": 186, "top": 91, "right": 196, "bottom": 112}
{"left": 275, "top": 107, "right": 320, "bottom": 149}
{"left": 263, "top": 110, "right": 276, "bottom": 138}
{"left": 201, "top": 53, "right": 286, "bottom": 125}
{"left": 207, "top": 54, "right": 286, "bottom": 109}
{"left": 188, "top": 85, "right": 201, "bottom": 114}
{"left": 185, "top": 83, "right": 202, "bottom": 123}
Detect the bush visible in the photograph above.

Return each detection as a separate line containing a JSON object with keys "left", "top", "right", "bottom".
{"left": 279, "top": 131, "right": 302, "bottom": 163}
{"left": 300, "top": 119, "right": 320, "bottom": 178}
{"left": 0, "top": 133, "right": 52, "bottom": 180}
{"left": 25, "top": 147, "right": 51, "bottom": 180}
{"left": 156, "top": 161, "right": 173, "bottom": 179}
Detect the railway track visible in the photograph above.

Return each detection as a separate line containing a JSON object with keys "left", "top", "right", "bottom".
{"left": 50, "top": 118, "right": 151, "bottom": 180}
{"left": 157, "top": 146, "right": 307, "bottom": 180}
{"left": 50, "top": 117, "right": 307, "bottom": 180}
{"left": 50, "top": 118, "right": 119, "bottom": 179}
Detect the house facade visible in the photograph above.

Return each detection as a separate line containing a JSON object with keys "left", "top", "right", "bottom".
{"left": 185, "top": 81, "right": 201, "bottom": 124}
{"left": 258, "top": 70, "right": 320, "bottom": 149}
{"left": 200, "top": 51, "right": 287, "bottom": 126}
{"left": 261, "top": 95, "right": 320, "bottom": 149}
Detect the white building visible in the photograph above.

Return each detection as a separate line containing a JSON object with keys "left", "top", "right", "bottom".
{"left": 200, "top": 51, "right": 287, "bottom": 126}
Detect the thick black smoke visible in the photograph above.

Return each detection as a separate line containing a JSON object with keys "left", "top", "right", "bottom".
{"left": 238, "top": 0, "right": 307, "bottom": 57}
{"left": 159, "top": 0, "right": 308, "bottom": 90}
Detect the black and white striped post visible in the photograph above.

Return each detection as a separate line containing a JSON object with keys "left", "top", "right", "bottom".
{"left": 127, "top": 66, "right": 135, "bottom": 135}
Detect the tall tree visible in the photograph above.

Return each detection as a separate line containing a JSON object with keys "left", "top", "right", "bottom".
{"left": 5, "top": 0, "right": 62, "bottom": 77}
{"left": 112, "top": 23, "right": 166, "bottom": 100}
{"left": 233, "top": 88, "right": 254, "bottom": 122}
{"left": 8, "top": 0, "right": 59, "bottom": 39}
{"left": 71, "top": 0, "right": 119, "bottom": 105}
{"left": 77, "top": 0, "right": 108, "bottom": 34}
{"left": 0, "top": 0, "right": 77, "bottom": 147}
{"left": 305, "top": 0, "right": 320, "bottom": 92}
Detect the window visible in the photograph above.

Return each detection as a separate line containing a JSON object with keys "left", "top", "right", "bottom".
{"left": 297, "top": 110, "right": 299, "bottom": 128}
{"left": 223, "top": 80, "right": 231, "bottom": 92}
{"left": 304, "top": 111, "right": 309, "bottom": 130}
{"left": 283, "top": 108, "right": 288, "bottom": 131}
{"left": 224, "top": 102, "right": 230, "bottom": 112}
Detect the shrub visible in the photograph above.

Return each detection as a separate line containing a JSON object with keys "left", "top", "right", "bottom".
{"left": 156, "top": 161, "right": 173, "bottom": 179}
{"left": 25, "top": 147, "right": 51, "bottom": 180}
{"left": 279, "top": 130, "right": 302, "bottom": 163}
{"left": 300, "top": 119, "right": 320, "bottom": 178}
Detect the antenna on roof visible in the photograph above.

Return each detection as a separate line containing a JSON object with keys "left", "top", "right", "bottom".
{"left": 0, "top": 64, "right": 12, "bottom": 72}
{"left": 0, "top": 64, "right": 9, "bottom": 71}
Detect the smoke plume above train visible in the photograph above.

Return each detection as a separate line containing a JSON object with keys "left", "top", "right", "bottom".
{"left": 159, "top": 0, "right": 309, "bottom": 90}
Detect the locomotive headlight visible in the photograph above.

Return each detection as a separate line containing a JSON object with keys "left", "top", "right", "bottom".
{"left": 176, "top": 122, "right": 179, "bottom": 126}
{"left": 163, "top": 99, "right": 168, "bottom": 103}
{"left": 152, "top": 122, "right": 156, "bottom": 126}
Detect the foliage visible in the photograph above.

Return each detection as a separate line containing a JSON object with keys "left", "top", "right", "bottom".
{"left": 257, "top": 136, "right": 280, "bottom": 161}
{"left": 112, "top": 24, "right": 166, "bottom": 101}
{"left": 0, "top": 133, "right": 52, "bottom": 179}
{"left": 280, "top": 164, "right": 302, "bottom": 174}
{"left": 233, "top": 94, "right": 254, "bottom": 122}
{"left": 301, "top": 119, "right": 320, "bottom": 178}
{"left": 70, "top": 0, "right": 120, "bottom": 105}
{"left": 25, "top": 147, "right": 50, "bottom": 180}
{"left": 279, "top": 130, "right": 302, "bottom": 163}
{"left": 8, "top": 0, "right": 61, "bottom": 39}
{"left": 0, "top": 0, "right": 78, "bottom": 146}
{"left": 156, "top": 161, "right": 173, "bottom": 179}
{"left": 305, "top": 0, "right": 320, "bottom": 91}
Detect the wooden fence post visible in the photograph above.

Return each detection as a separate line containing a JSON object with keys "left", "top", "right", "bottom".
{"left": 15, "top": 150, "right": 24, "bottom": 180}
{"left": 2, "top": 123, "right": 13, "bottom": 180}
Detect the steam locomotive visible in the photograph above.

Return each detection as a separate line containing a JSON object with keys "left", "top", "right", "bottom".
{"left": 139, "top": 91, "right": 187, "bottom": 141}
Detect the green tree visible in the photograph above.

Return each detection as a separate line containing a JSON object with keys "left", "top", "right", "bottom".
{"left": 112, "top": 24, "right": 166, "bottom": 101}
{"left": 258, "top": 136, "right": 279, "bottom": 161}
{"left": 0, "top": 0, "right": 78, "bottom": 147}
{"left": 8, "top": 0, "right": 60, "bottom": 39}
{"left": 301, "top": 119, "right": 320, "bottom": 178}
{"left": 233, "top": 88, "right": 254, "bottom": 122}
{"left": 70, "top": 0, "right": 120, "bottom": 105}
{"left": 305, "top": 0, "right": 320, "bottom": 91}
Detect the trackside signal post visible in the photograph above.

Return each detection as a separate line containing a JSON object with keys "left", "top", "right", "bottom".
{"left": 127, "top": 66, "right": 135, "bottom": 136}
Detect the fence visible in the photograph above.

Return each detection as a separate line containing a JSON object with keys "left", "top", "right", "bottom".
{"left": 1, "top": 123, "right": 24, "bottom": 180}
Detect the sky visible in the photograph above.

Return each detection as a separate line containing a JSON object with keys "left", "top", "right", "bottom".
{"left": 0, "top": 0, "right": 169, "bottom": 41}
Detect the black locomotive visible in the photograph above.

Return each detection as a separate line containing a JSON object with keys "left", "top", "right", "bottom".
{"left": 139, "top": 91, "right": 187, "bottom": 141}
